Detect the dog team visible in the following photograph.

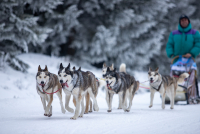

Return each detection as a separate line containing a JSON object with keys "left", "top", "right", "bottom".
{"left": 36, "top": 63, "right": 189, "bottom": 120}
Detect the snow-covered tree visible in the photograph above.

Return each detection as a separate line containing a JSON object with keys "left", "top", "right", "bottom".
{"left": 72, "top": 0, "right": 174, "bottom": 74}
{"left": 0, "top": 0, "right": 50, "bottom": 72}
{"left": 27, "top": 0, "right": 82, "bottom": 56}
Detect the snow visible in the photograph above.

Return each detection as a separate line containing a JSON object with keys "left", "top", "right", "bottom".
{"left": 0, "top": 53, "right": 200, "bottom": 134}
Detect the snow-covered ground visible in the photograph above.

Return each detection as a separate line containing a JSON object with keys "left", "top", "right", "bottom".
{"left": 0, "top": 53, "right": 200, "bottom": 134}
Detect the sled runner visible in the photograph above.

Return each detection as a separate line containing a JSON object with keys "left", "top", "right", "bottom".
{"left": 165, "top": 55, "right": 200, "bottom": 104}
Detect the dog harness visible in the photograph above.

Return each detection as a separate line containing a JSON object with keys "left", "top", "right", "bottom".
{"left": 39, "top": 84, "right": 62, "bottom": 94}
{"left": 151, "top": 81, "right": 163, "bottom": 91}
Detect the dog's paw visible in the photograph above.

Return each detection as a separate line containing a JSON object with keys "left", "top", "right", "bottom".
{"left": 44, "top": 114, "right": 48, "bottom": 116}
{"left": 94, "top": 106, "right": 99, "bottom": 111}
{"left": 125, "top": 109, "right": 130, "bottom": 112}
{"left": 117, "top": 107, "right": 122, "bottom": 109}
{"left": 67, "top": 108, "right": 74, "bottom": 113}
{"left": 48, "top": 114, "right": 52, "bottom": 117}
{"left": 170, "top": 107, "right": 174, "bottom": 109}
{"left": 70, "top": 116, "right": 77, "bottom": 120}
{"left": 89, "top": 110, "right": 92, "bottom": 113}
{"left": 162, "top": 106, "right": 165, "bottom": 109}
{"left": 149, "top": 105, "right": 152, "bottom": 108}
{"left": 107, "top": 110, "right": 112, "bottom": 112}
{"left": 61, "top": 108, "right": 66, "bottom": 114}
{"left": 79, "top": 115, "right": 83, "bottom": 118}
{"left": 84, "top": 112, "right": 88, "bottom": 114}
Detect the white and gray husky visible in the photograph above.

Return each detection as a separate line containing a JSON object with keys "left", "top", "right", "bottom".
{"left": 148, "top": 67, "right": 189, "bottom": 109}
{"left": 58, "top": 63, "right": 103, "bottom": 120}
{"left": 36, "top": 65, "right": 66, "bottom": 117}
{"left": 104, "top": 65, "right": 139, "bottom": 112}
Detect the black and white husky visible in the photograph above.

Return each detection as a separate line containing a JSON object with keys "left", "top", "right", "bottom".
{"left": 58, "top": 63, "right": 102, "bottom": 120}
{"left": 148, "top": 67, "right": 189, "bottom": 109}
{"left": 36, "top": 65, "right": 66, "bottom": 117}
{"left": 104, "top": 66, "right": 139, "bottom": 112}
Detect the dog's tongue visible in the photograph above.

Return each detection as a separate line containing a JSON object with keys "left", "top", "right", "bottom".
{"left": 150, "top": 80, "right": 154, "bottom": 83}
{"left": 62, "top": 82, "right": 69, "bottom": 87}
{"left": 40, "top": 84, "right": 45, "bottom": 87}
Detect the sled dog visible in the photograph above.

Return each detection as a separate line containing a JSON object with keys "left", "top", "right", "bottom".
{"left": 36, "top": 65, "right": 66, "bottom": 117}
{"left": 148, "top": 67, "right": 189, "bottom": 109}
{"left": 58, "top": 63, "right": 102, "bottom": 120}
{"left": 104, "top": 67, "right": 139, "bottom": 112}
{"left": 103, "top": 63, "right": 134, "bottom": 109}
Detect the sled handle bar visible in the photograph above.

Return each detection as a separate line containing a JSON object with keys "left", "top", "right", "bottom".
{"left": 171, "top": 55, "right": 195, "bottom": 64}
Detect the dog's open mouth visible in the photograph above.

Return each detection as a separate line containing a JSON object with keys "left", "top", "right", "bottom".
{"left": 40, "top": 83, "right": 46, "bottom": 88}
{"left": 62, "top": 80, "right": 69, "bottom": 88}
{"left": 107, "top": 81, "right": 113, "bottom": 88}
{"left": 150, "top": 80, "right": 154, "bottom": 83}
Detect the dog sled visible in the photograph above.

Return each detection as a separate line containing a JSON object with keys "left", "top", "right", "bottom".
{"left": 165, "top": 55, "right": 200, "bottom": 104}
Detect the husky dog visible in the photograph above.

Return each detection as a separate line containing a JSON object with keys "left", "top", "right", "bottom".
{"left": 102, "top": 63, "right": 114, "bottom": 78}
{"left": 58, "top": 63, "right": 101, "bottom": 120}
{"left": 104, "top": 67, "right": 139, "bottom": 112}
{"left": 102, "top": 63, "right": 129, "bottom": 109}
{"left": 36, "top": 65, "right": 66, "bottom": 117}
{"left": 148, "top": 67, "right": 189, "bottom": 109}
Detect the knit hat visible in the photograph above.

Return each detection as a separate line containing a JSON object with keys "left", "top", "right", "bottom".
{"left": 179, "top": 14, "right": 190, "bottom": 24}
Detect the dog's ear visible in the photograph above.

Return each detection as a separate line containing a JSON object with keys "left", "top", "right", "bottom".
{"left": 66, "top": 63, "right": 70, "bottom": 70}
{"left": 107, "top": 67, "right": 110, "bottom": 72}
{"left": 38, "top": 65, "right": 42, "bottom": 71}
{"left": 78, "top": 67, "right": 81, "bottom": 71}
{"left": 110, "top": 63, "right": 114, "bottom": 70}
{"left": 155, "top": 67, "right": 159, "bottom": 72}
{"left": 73, "top": 66, "right": 76, "bottom": 71}
{"left": 103, "top": 62, "right": 107, "bottom": 68}
{"left": 60, "top": 63, "right": 64, "bottom": 69}
{"left": 44, "top": 65, "right": 48, "bottom": 71}
{"left": 149, "top": 67, "right": 152, "bottom": 72}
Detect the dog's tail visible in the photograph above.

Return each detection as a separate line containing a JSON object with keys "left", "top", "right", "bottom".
{"left": 177, "top": 73, "right": 189, "bottom": 84}
{"left": 119, "top": 63, "right": 126, "bottom": 73}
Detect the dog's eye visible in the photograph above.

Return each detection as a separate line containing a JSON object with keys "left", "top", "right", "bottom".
{"left": 64, "top": 75, "right": 67, "bottom": 77}
{"left": 44, "top": 76, "right": 46, "bottom": 78}
{"left": 109, "top": 77, "right": 112, "bottom": 79}
{"left": 106, "top": 77, "right": 108, "bottom": 79}
{"left": 59, "top": 74, "right": 61, "bottom": 77}
{"left": 39, "top": 76, "right": 41, "bottom": 78}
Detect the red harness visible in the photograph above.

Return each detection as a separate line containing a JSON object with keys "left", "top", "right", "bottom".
{"left": 39, "top": 84, "right": 62, "bottom": 94}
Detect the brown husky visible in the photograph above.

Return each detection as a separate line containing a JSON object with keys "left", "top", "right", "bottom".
{"left": 36, "top": 65, "right": 66, "bottom": 117}
{"left": 148, "top": 67, "right": 189, "bottom": 109}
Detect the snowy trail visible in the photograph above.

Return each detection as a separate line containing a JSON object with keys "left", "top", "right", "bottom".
{"left": 0, "top": 53, "right": 200, "bottom": 134}
{"left": 0, "top": 92, "right": 200, "bottom": 134}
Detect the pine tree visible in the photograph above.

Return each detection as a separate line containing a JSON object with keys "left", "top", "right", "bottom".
{"left": 27, "top": 0, "right": 82, "bottom": 56}
{"left": 0, "top": 0, "right": 50, "bottom": 72}
{"left": 72, "top": 0, "right": 174, "bottom": 74}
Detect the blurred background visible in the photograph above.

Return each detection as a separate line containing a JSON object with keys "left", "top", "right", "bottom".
{"left": 0, "top": 0, "right": 200, "bottom": 78}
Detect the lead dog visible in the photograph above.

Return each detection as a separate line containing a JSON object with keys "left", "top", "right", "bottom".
{"left": 104, "top": 67, "right": 139, "bottom": 112}
{"left": 36, "top": 65, "right": 66, "bottom": 117}
{"left": 58, "top": 63, "right": 101, "bottom": 120}
{"left": 148, "top": 67, "right": 189, "bottom": 109}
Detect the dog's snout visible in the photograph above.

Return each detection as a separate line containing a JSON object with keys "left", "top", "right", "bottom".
{"left": 60, "top": 80, "right": 63, "bottom": 83}
{"left": 106, "top": 80, "right": 109, "bottom": 84}
{"left": 150, "top": 78, "right": 153, "bottom": 80}
{"left": 41, "top": 81, "right": 44, "bottom": 84}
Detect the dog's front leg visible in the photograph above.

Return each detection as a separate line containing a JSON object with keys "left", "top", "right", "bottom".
{"left": 149, "top": 89, "right": 156, "bottom": 108}
{"left": 40, "top": 97, "right": 47, "bottom": 116}
{"left": 56, "top": 90, "right": 66, "bottom": 114}
{"left": 107, "top": 92, "right": 114, "bottom": 112}
{"left": 70, "top": 94, "right": 81, "bottom": 120}
{"left": 170, "top": 87, "right": 175, "bottom": 109}
{"left": 65, "top": 92, "right": 74, "bottom": 113}
{"left": 79, "top": 95, "right": 85, "bottom": 117}
{"left": 89, "top": 99, "right": 93, "bottom": 112}
{"left": 45, "top": 94, "right": 53, "bottom": 117}
{"left": 105, "top": 89, "right": 110, "bottom": 108}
